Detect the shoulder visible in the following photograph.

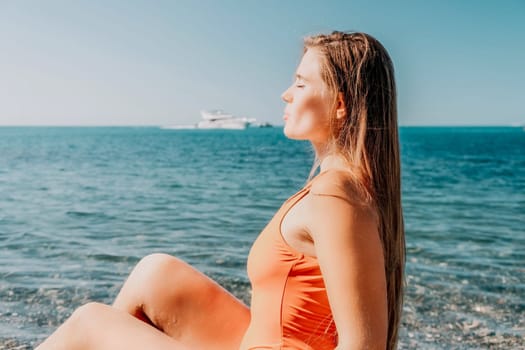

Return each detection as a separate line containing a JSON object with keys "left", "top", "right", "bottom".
{"left": 305, "top": 169, "right": 380, "bottom": 247}
{"left": 307, "top": 169, "right": 378, "bottom": 227}
{"left": 310, "top": 169, "right": 368, "bottom": 206}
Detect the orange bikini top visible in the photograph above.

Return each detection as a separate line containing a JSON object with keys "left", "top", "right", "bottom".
{"left": 241, "top": 171, "right": 353, "bottom": 350}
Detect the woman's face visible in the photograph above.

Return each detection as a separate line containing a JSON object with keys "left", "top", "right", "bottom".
{"left": 281, "top": 49, "right": 334, "bottom": 145}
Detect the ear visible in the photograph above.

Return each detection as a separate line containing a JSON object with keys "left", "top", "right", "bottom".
{"left": 335, "top": 92, "right": 346, "bottom": 120}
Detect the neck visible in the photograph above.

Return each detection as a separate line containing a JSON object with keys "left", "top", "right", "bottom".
{"left": 319, "top": 154, "right": 348, "bottom": 172}
{"left": 311, "top": 141, "right": 348, "bottom": 174}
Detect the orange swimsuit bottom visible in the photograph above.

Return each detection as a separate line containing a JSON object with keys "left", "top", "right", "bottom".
{"left": 240, "top": 178, "right": 338, "bottom": 350}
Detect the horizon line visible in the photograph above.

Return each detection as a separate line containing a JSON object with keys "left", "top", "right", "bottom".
{"left": 0, "top": 124, "right": 522, "bottom": 128}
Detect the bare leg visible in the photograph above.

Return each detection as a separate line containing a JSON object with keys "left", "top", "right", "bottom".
{"left": 36, "top": 254, "right": 250, "bottom": 350}
{"left": 35, "top": 302, "right": 191, "bottom": 350}
{"left": 113, "top": 253, "right": 251, "bottom": 350}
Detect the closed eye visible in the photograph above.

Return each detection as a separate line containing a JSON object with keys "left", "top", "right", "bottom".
{"left": 294, "top": 78, "right": 305, "bottom": 88}
{"left": 293, "top": 73, "right": 307, "bottom": 88}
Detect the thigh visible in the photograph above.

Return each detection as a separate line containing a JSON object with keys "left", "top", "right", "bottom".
{"left": 36, "top": 302, "right": 191, "bottom": 350}
{"left": 113, "top": 253, "right": 250, "bottom": 350}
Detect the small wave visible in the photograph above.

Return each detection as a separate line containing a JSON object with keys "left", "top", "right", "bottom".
{"left": 86, "top": 253, "right": 134, "bottom": 263}
{"left": 65, "top": 211, "right": 116, "bottom": 221}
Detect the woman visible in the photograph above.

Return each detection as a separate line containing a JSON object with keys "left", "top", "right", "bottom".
{"left": 36, "top": 31, "right": 405, "bottom": 350}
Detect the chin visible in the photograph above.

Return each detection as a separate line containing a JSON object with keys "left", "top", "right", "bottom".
{"left": 283, "top": 128, "right": 309, "bottom": 141}
{"left": 283, "top": 124, "right": 300, "bottom": 140}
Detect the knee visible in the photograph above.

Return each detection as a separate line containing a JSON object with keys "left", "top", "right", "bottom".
{"left": 127, "top": 253, "right": 191, "bottom": 294}
{"left": 133, "top": 253, "right": 184, "bottom": 281}
{"left": 34, "top": 303, "right": 106, "bottom": 350}
{"left": 61, "top": 302, "right": 107, "bottom": 341}
{"left": 137, "top": 253, "right": 179, "bottom": 271}
{"left": 69, "top": 302, "right": 106, "bottom": 326}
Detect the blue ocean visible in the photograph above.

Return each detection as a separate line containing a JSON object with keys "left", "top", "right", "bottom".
{"left": 0, "top": 126, "right": 523, "bottom": 349}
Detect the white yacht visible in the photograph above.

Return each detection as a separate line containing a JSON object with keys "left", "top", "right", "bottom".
{"left": 197, "top": 110, "right": 254, "bottom": 130}
{"left": 162, "top": 110, "right": 266, "bottom": 130}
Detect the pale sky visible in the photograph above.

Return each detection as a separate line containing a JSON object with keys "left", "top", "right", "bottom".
{"left": 1, "top": 0, "right": 524, "bottom": 126}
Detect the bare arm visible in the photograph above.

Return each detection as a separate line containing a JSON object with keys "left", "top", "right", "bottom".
{"left": 307, "top": 191, "right": 387, "bottom": 349}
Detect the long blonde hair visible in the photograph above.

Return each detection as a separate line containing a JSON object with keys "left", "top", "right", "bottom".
{"left": 304, "top": 31, "right": 405, "bottom": 349}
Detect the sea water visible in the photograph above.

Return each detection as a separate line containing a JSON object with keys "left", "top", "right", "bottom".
{"left": 0, "top": 126, "right": 523, "bottom": 349}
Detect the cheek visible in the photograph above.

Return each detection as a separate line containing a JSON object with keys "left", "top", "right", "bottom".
{"left": 303, "top": 89, "right": 330, "bottom": 114}
{"left": 297, "top": 95, "right": 330, "bottom": 127}
{"left": 285, "top": 96, "right": 332, "bottom": 140}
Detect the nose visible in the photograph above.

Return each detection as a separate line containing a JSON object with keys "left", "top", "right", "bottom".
{"left": 281, "top": 86, "right": 292, "bottom": 103}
